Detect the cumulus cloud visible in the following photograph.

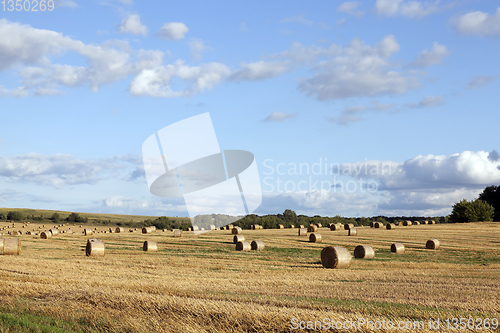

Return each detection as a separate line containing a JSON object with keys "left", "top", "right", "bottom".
{"left": 0, "top": 153, "right": 141, "bottom": 188}
{"left": 263, "top": 112, "right": 296, "bottom": 122}
{"left": 409, "top": 42, "right": 451, "bottom": 68}
{"left": 188, "top": 38, "right": 208, "bottom": 61}
{"left": 407, "top": 95, "right": 445, "bottom": 108}
{"left": 157, "top": 22, "right": 189, "bottom": 40}
{"left": 0, "top": 85, "right": 28, "bottom": 97}
{"left": 229, "top": 61, "right": 289, "bottom": 82}
{"left": 375, "top": 0, "right": 440, "bottom": 18}
{"left": 297, "top": 35, "right": 419, "bottom": 100}
{"left": 337, "top": 1, "right": 364, "bottom": 18}
{"left": 118, "top": 14, "right": 148, "bottom": 36}
{"left": 453, "top": 7, "right": 500, "bottom": 36}
{"left": 281, "top": 15, "right": 314, "bottom": 25}
{"left": 129, "top": 60, "right": 231, "bottom": 97}
{"left": 466, "top": 75, "right": 500, "bottom": 90}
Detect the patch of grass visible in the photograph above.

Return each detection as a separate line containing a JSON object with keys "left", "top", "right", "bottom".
{"left": 0, "top": 311, "right": 84, "bottom": 333}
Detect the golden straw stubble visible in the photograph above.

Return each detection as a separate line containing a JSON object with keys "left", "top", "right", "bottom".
{"left": 321, "top": 246, "right": 351, "bottom": 269}
{"left": 354, "top": 245, "right": 375, "bottom": 259}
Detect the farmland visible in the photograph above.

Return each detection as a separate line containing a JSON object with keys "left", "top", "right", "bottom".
{"left": 1, "top": 220, "right": 499, "bottom": 332}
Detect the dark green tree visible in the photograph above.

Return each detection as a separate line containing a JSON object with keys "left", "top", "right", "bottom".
{"left": 478, "top": 185, "right": 500, "bottom": 220}
{"left": 7, "top": 211, "right": 23, "bottom": 221}
{"left": 283, "top": 209, "right": 297, "bottom": 225}
{"left": 450, "top": 199, "right": 494, "bottom": 223}
{"left": 51, "top": 212, "right": 61, "bottom": 222}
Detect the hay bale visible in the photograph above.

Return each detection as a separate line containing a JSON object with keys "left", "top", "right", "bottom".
{"left": 173, "top": 229, "right": 182, "bottom": 237}
{"left": 307, "top": 225, "right": 318, "bottom": 232}
{"left": 233, "top": 235, "right": 245, "bottom": 243}
{"left": 84, "top": 228, "right": 93, "bottom": 236}
{"left": 344, "top": 223, "right": 354, "bottom": 230}
{"left": 86, "top": 239, "right": 105, "bottom": 257}
{"left": 370, "top": 221, "right": 374, "bottom": 228}
{"left": 391, "top": 243, "right": 405, "bottom": 254}
{"left": 209, "top": 225, "right": 216, "bottom": 231}
{"left": 309, "top": 233, "right": 322, "bottom": 243}
{"left": 251, "top": 240, "right": 265, "bottom": 251}
{"left": 226, "top": 224, "right": 233, "bottom": 230}
{"left": 330, "top": 224, "right": 343, "bottom": 231}
{"left": 232, "top": 227, "right": 242, "bottom": 235}
{"left": 115, "top": 227, "right": 124, "bottom": 233}
{"left": 129, "top": 229, "right": 134, "bottom": 232}
{"left": 25, "top": 231, "right": 32, "bottom": 235}
{"left": 321, "top": 246, "right": 351, "bottom": 269}
{"left": 66, "top": 228, "right": 73, "bottom": 234}
{"left": 386, "top": 223, "right": 396, "bottom": 230}
{"left": 219, "top": 227, "right": 225, "bottom": 230}
{"left": 289, "top": 225, "right": 295, "bottom": 228}
{"left": 12, "top": 231, "right": 21, "bottom": 236}
{"left": 298, "top": 228, "right": 307, "bottom": 236}
{"left": 235, "top": 241, "right": 250, "bottom": 251}
{"left": 349, "top": 228, "right": 357, "bottom": 236}
{"left": 40, "top": 231, "right": 52, "bottom": 239}
{"left": 299, "top": 225, "right": 304, "bottom": 229}
{"left": 374, "top": 222, "right": 383, "bottom": 228}
{"left": 430, "top": 220, "right": 436, "bottom": 224}
{"left": 277, "top": 224, "right": 284, "bottom": 229}
{"left": 403, "top": 220, "right": 412, "bottom": 226}
{"left": 354, "top": 245, "right": 375, "bottom": 259}
{"left": 142, "top": 226, "right": 152, "bottom": 234}
{"left": 413, "top": 221, "right": 420, "bottom": 225}
{"left": 143, "top": 241, "right": 158, "bottom": 252}
{"left": 422, "top": 220, "right": 428, "bottom": 225}
{"left": 1, "top": 238, "right": 21, "bottom": 255}
{"left": 49, "top": 229, "right": 59, "bottom": 236}
{"left": 426, "top": 239, "right": 440, "bottom": 250}
{"left": 315, "top": 223, "right": 322, "bottom": 228}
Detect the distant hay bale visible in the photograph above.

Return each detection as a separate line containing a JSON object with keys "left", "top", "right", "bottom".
{"left": 25, "top": 231, "right": 32, "bottom": 235}
{"left": 235, "top": 241, "right": 251, "bottom": 251}
{"left": 403, "top": 220, "right": 412, "bottom": 226}
{"left": 309, "top": 233, "right": 322, "bottom": 243}
{"left": 374, "top": 222, "right": 382, "bottom": 228}
{"left": 115, "top": 227, "right": 124, "bottom": 233}
{"left": 251, "top": 224, "right": 256, "bottom": 230}
{"left": 344, "top": 223, "right": 354, "bottom": 230}
{"left": 413, "top": 221, "right": 420, "bottom": 225}
{"left": 321, "top": 246, "right": 351, "bottom": 269}
{"left": 299, "top": 225, "right": 305, "bottom": 229}
{"left": 143, "top": 241, "right": 157, "bottom": 252}
{"left": 66, "top": 228, "right": 73, "bottom": 234}
{"left": 86, "top": 239, "right": 105, "bottom": 257}
{"left": 173, "top": 229, "right": 182, "bottom": 237}
{"left": 330, "top": 223, "right": 343, "bottom": 231}
{"left": 422, "top": 220, "right": 428, "bottom": 225}
{"left": 348, "top": 228, "right": 357, "bottom": 236}
{"left": 233, "top": 235, "right": 245, "bottom": 243}
{"left": 354, "top": 245, "right": 375, "bottom": 259}
{"left": 386, "top": 223, "right": 396, "bottom": 230}
{"left": 370, "top": 221, "right": 374, "bottom": 228}
{"left": 209, "top": 225, "right": 216, "bottom": 230}
{"left": 40, "top": 231, "right": 52, "bottom": 239}
{"left": 232, "top": 227, "right": 242, "bottom": 235}
{"left": 298, "top": 228, "right": 307, "bottom": 236}
{"left": 430, "top": 220, "right": 436, "bottom": 224}
{"left": 108, "top": 228, "right": 113, "bottom": 233}
{"left": 142, "top": 226, "right": 153, "bottom": 234}
{"left": 426, "top": 239, "right": 440, "bottom": 250}
{"left": 129, "top": 229, "right": 134, "bottom": 232}
{"left": 12, "top": 231, "right": 21, "bottom": 236}
{"left": 307, "top": 225, "right": 318, "bottom": 232}
{"left": 251, "top": 240, "right": 265, "bottom": 251}
{"left": 277, "top": 224, "right": 284, "bottom": 229}
{"left": 84, "top": 228, "right": 93, "bottom": 236}
{"left": 315, "top": 223, "right": 322, "bottom": 228}
{"left": 219, "top": 227, "right": 225, "bottom": 230}
{"left": 226, "top": 224, "right": 233, "bottom": 230}
{"left": 391, "top": 243, "right": 405, "bottom": 254}
{"left": 1, "top": 238, "right": 21, "bottom": 255}
{"left": 289, "top": 225, "right": 295, "bottom": 228}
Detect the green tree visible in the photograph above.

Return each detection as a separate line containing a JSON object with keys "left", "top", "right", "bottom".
{"left": 478, "top": 185, "right": 500, "bottom": 220}
{"left": 7, "top": 211, "right": 23, "bottom": 221}
{"left": 450, "top": 199, "right": 494, "bottom": 223}
{"left": 51, "top": 212, "right": 61, "bottom": 222}
{"left": 66, "top": 212, "right": 86, "bottom": 223}
{"left": 283, "top": 209, "right": 297, "bottom": 225}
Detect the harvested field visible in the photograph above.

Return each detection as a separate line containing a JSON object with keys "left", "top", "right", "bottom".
{"left": 0, "top": 221, "right": 499, "bottom": 332}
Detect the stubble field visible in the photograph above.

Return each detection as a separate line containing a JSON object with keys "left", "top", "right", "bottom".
{"left": 0, "top": 221, "right": 499, "bottom": 332}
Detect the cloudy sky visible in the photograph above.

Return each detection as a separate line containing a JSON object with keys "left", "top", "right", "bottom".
{"left": 1, "top": 0, "right": 499, "bottom": 218}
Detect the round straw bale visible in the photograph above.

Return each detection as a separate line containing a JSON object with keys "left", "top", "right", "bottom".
{"left": 86, "top": 239, "right": 105, "bottom": 257}
{"left": 173, "top": 229, "right": 182, "bottom": 237}
{"left": 277, "top": 224, "right": 284, "bottom": 229}
{"left": 25, "top": 231, "right": 32, "bottom": 235}
{"left": 143, "top": 241, "right": 157, "bottom": 252}
{"left": 413, "top": 221, "right": 420, "bottom": 225}
{"left": 370, "top": 221, "right": 374, "bottom": 228}
{"left": 307, "top": 225, "right": 318, "bottom": 232}
{"left": 129, "top": 229, "right": 134, "bottom": 232}
{"left": 430, "top": 220, "right": 436, "bottom": 224}
{"left": 66, "top": 228, "right": 73, "bottom": 234}
{"left": 12, "top": 231, "right": 21, "bottom": 236}
{"left": 375, "top": 222, "right": 383, "bottom": 228}
{"left": 289, "top": 225, "right": 295, "bottom": 228}
{"left": 40, "top": 231, "right": 52, "bottom": 239}
{"left": 348, "top": 228, "right": 357, "bottom": 236}
{"left": 251, "top": 240, "right": 265, "bottom": 251}
{"left": 315, "top": 223, "right": 322, "bottom": 228}
{"left": 232, "top": 227, "right": 242, "bottom": 235}
{"left": 250, "top": 225, "right": 255, "bottom": 230}
{"left": 344, "top": 223, "right": 354, "bottom": 230}
{"left": 309, "top": 233, "right": 322, "bottom": 243}
{"left": 1, "top": 238, "right": 21, "bottom": 255}
{"left": 403, "top": 220, "right": 412, "bottom": 226}
{"left": 422, "top": 220, "right": 428, "bottom": 225}
{"left": 210, "top": 225, "right": 216, "bottom": 230}
{"left": 84, "top": 228, "right": 93, "bottom": 236}
{"left": 426, "top": 239, "right": 440, "bottom": 250}
{"left": 142, "top": 226, "right": 151, "bottom": 234}
{"left": 115, "top": 227, "right": 124, "bottom": 233}
{"left": 219, "top": 227, "right": 225, "bottom": 230}
{"left": 49, "top": 229, "right": 58, "bottom": 236}
{"left": 233, "top": 235, "right": 245, "bottom": 243}
{"left": 321, "top": 246, "right": 351, "bottom": 269}
{"left": 226, "top": 224, "right": 233, "bottom": 230}
{"left": 391, "top": 243, "right": 405, "bottom": 254}
{"left": 354, "top": 245, "right": 375, "bottom": 259}
{"left": 299, "top": 225, "right": 305, "bottom": 229}
{"left": 298, "top": 228, "right": 307, "bottom": 236}
{"left": 235, "top": 241, "right": 251, "bottom": 251}
{"left": 386, "top": 223, "right": 396, "bottom": 230}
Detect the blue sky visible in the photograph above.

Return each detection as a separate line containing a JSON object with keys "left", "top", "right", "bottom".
{"left": 1, "top": 0, "right": 499, "bottom": 218}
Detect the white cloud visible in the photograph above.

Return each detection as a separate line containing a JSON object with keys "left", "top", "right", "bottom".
{"left": 0, "top": 85, "right": 28, "bottom": 97}
{"left": 263, "top": 112, "right": 296, "bottom": 122}
{"left": 129, "top": 61, "right": 231, "bottom": 97}
{"left": 54, "top": 0, "right": 78, "bottom": 8}
{"left": 375, "top": 0, "right": 440, "bottom": 18}
{"left": 409, "top": 42, "right": 450, "bottom": 68}
{"left": 103, "top": 195, "right": 148, "bottom": 208}
{"left": 281, "top": 15, "right": 314, "bottom": 25}
{"left": 118, "top": 14, "right": 148, "bottom": 36}
{"left": 157, "top": 22, "right": 189, "bottom": 40}
{"left": 337, "top": 1, "right": 364, "bottom": 18}
{"left": 188, "top": 39, "right": 208, "bottom": 61}
{"left": 453, "top": 7, "right": 500, "bottom": 36}
{"left": 407, "top": 95, "right": 445, "bottom": 108}
{"left": 297, "top": 35, "right": 419, "bottom": 100}
{"left": 229, "top": 61, "right": 289, "bottom": 82}
{"left": 466, "top": 75, "right": 500, "bottom": 90}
